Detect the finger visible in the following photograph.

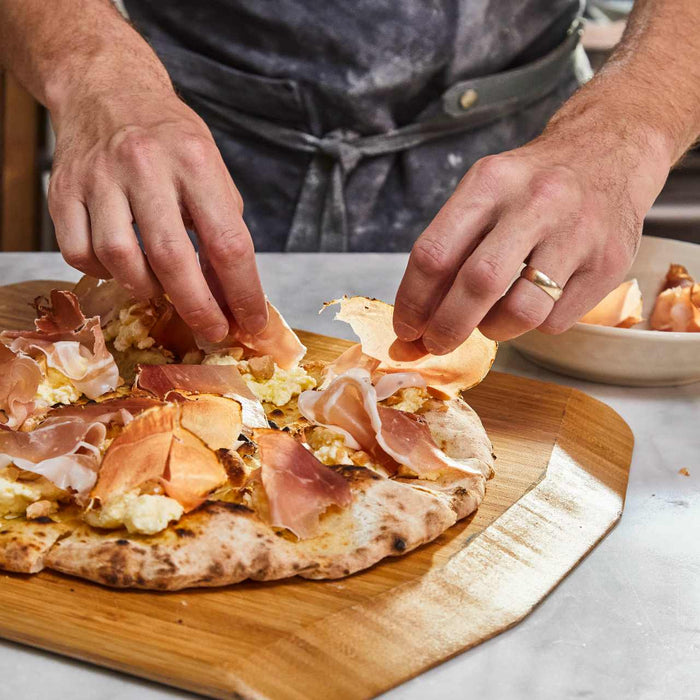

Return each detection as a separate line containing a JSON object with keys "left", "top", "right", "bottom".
{"left": 180, "top": 160, "right": 268, "bottom": 336}
{"left": 539, "top": 268, "right": 625, "bottom": 335}
{"left": 128, "top": 181, "right": 229, "bottom": 342}
{"left": 87, "top": 185, "right": 162, "bottom": 299}
{"left": 49, "top": 194, "right": 110, "bottom": 278}
{"left": 478, "top": 242, "right": 583, "bottom": 341}
{"left": 393, "top": 199, "right": 494, "bottom": 341}
{"left": 420, "top": 216, "right": 540, "bottom": 355}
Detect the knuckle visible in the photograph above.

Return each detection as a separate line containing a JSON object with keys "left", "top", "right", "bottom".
{"left": 62, "top": 248, "right": 96, "bottom": 272}
{"left": 180, "top": 134, "right": 214, "bottom": 170}
{"left": 469, "top": 155, "right": 513, "bottom": 189}
{"left": 93, "top": 238, "right": 133, "bottom": 265}
{"left": 47, "top": 173, "right": 75, "bottom": 211}
{"left": 427, "top": 319, "right": 462, "bottom": 345}
{"left": 528, "top": 169, "right": 570, "bottom": 205}
{"left": 207, "top": 227, "right": 252, "bottom": 260}
{"left": 410, "top": 236, "right": 452, "bottom": 277}
{"left": 465, "top": 256, "right": 504, "bottom": 296}
{"left": 176, "top": 300, "right": 220, "bottom": 327}
{"left": 147, "top": 238, "right": 185, "bottom": 268}
{"left": 113, "top": 129, "right": 157, "bottom": 173}
{"left": 396, "top": 294, "right": 426, "bottom": 321}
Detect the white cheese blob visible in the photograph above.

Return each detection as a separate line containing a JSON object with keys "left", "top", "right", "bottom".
{"left": 85, "top": 492, "right": 184, "bottom": 535}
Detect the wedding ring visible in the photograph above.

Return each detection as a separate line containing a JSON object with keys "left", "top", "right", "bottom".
{"left": 520, "top": 265, "right": 564, "bottom": 301}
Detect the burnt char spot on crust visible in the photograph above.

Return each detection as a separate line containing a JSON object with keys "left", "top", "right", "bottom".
{"left": 175, "top": 528, "right": 195, "bottom": 538}
{"left": 33, "top": 516, "right": 53, "bottom": 524}
{"left": 205, "top": 501, "right": 254, "bottom": 515}
{"left": 453, "top": 486, "right": 468, "bottom": 498}
{"left": 208, "top": 562, "right": 224, "bottom": 577}
{"left": 393, "top": 537, "right": 407, "bottom": 552}
{"left": 116, "top": 539, "right": 129, "bottom": 546}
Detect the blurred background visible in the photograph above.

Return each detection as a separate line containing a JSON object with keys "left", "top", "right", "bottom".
{"left": 0, "top": 0, "right": 697, "bottom": 253}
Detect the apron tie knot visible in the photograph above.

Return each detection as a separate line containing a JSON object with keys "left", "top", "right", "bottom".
{"left": 316, "top": 129, "right": 362, "bottom": 173}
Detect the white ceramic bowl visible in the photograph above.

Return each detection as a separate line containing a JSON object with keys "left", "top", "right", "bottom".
{"left": 510, "top": 235, "right": 700, "bottom": 386}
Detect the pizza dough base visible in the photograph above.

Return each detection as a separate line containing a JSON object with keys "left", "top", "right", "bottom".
{"left": 3, "top": 398, "right": 494, "bottom": 590}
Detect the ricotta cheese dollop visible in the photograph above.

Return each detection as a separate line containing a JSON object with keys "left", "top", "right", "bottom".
{"left": 85, "top": 492, "right": 184, "bottom": 535}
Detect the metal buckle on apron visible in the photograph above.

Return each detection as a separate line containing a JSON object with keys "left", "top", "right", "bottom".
{"left": 170, "top": 18, "right": 586, "bottom": 252}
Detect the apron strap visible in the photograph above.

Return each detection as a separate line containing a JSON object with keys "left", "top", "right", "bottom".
{"left": 176, "top": 18, "right": 587, "bottom": 252}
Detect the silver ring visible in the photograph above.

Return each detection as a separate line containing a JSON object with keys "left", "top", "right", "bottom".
{"left": 520, "top": 265, "right": 564, "bottom": 301}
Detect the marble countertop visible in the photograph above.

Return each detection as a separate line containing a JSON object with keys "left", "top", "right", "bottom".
{"left": 0, "top": 253, "right": 697, "bottom": 700}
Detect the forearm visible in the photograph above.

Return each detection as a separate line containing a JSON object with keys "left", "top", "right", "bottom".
{"left": 547, "top": 0, "right": 700, "bottom": 166}
{"left": 0, "top": 0, "right": 174, "bottom": 120}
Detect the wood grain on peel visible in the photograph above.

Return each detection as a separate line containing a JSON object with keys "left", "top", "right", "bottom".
{"left": 0, "top": 281, "right": 633, "bottom": 700}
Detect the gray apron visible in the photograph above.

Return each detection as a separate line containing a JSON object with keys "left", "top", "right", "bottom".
{"left": 124, "top": 1, "right": 590, "bottom": 252}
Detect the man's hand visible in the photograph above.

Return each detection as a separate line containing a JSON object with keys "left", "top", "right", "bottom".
{"left": 0, "top": 0, "right": 267, "bottom": 343}
{"left": 393, "top": 127, "right": 663, "bottom": 354}
{"left": 394, "top": 0, "right": 700, "bottom": 354}
{"left": 49, "top": 89, "right": 267, "bottom": 342}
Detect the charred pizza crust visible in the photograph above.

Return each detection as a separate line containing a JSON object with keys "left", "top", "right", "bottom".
{"left": 4, "top": 396, "right": 492, "bottom": 589}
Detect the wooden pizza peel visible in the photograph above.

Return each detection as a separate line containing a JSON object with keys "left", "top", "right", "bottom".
{"left": 0, "top": 280, "right": 633, "bottom": 699}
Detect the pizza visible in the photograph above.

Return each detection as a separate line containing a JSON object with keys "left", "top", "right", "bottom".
{"left": 0, "top": 280, "right": 497, "bottom": 590}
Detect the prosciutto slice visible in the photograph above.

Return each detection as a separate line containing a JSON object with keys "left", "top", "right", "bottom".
{"left": 42, "top": 396, "right": 164, "bottom": 427}
{"left": 327, "top": 297, "right": 497, "bottom": 398}
{"left": 1, "top": 290, "right": 120, "bottom": 399}
{"left": 73, "top": 276, "right": 134, "bottom": 326}
{"left": 299, "top": 369, "right": 481, "bottom": 477}
{"left": 91, "top": 402, "right": 228, "bottom": 511}
{"left": 0, "top": 344, "right": 42, "bottom": 429}
{"left": 136, "top": 363, "right": 267, "bottom": 428}
{"left": 197, "top": 301, "right": 306, "bottom": 371}
{"left": 0, "top": 418, "right": 108, "bottom": 497}
{"left": 255, "top": 429, "right": 352, "bottom": 539}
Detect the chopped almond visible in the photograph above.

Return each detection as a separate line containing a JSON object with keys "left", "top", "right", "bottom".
{"left": 26, "top": 500, "right": 55, "bottom": 520}
{"left": 248, "top": 355, "right": 275, "bottom": 381}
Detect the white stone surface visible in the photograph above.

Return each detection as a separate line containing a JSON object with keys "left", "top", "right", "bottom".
{"left": 0, "top": 253, "right": 697, "bottom": 700}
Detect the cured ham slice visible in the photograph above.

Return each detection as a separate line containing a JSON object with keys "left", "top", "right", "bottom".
{"left": 197, "top": 301, "right": 306, "bottom": 371}
{"left": 136, "top": 364, "right": 267, "bottom": 428}
{"left": 580, "top": 279, "right": 644, "bottom": 329}
{"left": 373, "top": 372, "right": 427, "bottom": 401}
{"left": 164, "top": 425, "right": 228, "bottom": 510}
{"left": 92, "top": 404, "right": 177, "bottom": 502}
{"left": 43, "top": 396, "right": 164, "bottom": 426}
{"left": 0, "top": 344, "right": 42, "bottom": 429}
{"left": 73, "top": 276, "right": 134, "bottom": 326}
{"left": 1, "top": 290, "right": 120, "bottom": 399}
{"left": 650, "top": 283, "right": 700, "bottom": 332}
{"left": 92, "top": 402, "right": 229, "bottom": 511}
{"left": 320, "top": 343, "right": 379, "bottom": 387}
{"left": 327, "top": 297, "right": 497, "bottom": 398}
{"left": 299, "top": 369, "right": 481, "bottom": 477}
{"left": 255, "top": 429, "right": 352, "bottom": 539}
{"left": 0, "top": 419, "right": 108, "bottom": 497}
{"left": 178, "top": 395, "right": 242, "bottom": 451}
{"left": 660, "top": 264, "right": 694, "bottom": 292}
{"left": 374, "top": 405, "right": 481, "bottom": 476}
{"left": 149, "top": 298, "right": 199, "bottom": 358}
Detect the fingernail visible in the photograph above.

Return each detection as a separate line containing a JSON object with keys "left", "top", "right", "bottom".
{"left": 394, "top": 321, "right": 419, "bottom": 341}
{"left": 423, "top": 336, "right": 447, "bottom": 355}
{"left": 244, "top": 313, "right": 268, "bottom": 336}
{"left": 204, "top": 323, "right": 229, "bottom": 343}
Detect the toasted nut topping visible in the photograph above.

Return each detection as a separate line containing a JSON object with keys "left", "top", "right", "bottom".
{"left": 26, "top": 500, "right": 55, "bottom": 520}
{"left": 248, "top": 355, "right": 275, "bottom": 381}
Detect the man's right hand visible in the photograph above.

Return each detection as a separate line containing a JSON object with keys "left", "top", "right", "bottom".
{"left": 48, "top": 88, "right": 268, "bottom": 342}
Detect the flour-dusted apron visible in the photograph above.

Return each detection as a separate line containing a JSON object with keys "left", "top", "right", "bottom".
{"left": 124, "top": 1, "right": 590, "bottom": 252}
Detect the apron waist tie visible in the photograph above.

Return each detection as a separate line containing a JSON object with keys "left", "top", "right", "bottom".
{"left": 177, "top": 19, "right": 587, "bottom": 252}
